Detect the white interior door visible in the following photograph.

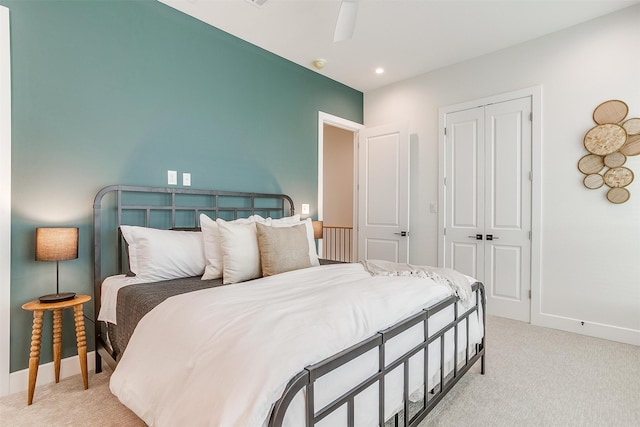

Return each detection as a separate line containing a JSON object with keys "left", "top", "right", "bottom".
{"left": 444, "top": 106, "right": 485, "bottom": 280}
{"left": 484, "top": 99, "right": 532, "bottom": 321}
{"left": 357, "top": 123, "right": 409, "bottom": 262}
{"left": 444, "top": 97, "right": 532, "bottom": 322}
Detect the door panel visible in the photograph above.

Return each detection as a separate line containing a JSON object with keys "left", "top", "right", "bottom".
{"left": 358, "top": 123, "right": 409, "bottom": 262}
{"left": 365, "top": 133, "right": 400, "bottom": 225}
{"left": 451, "top": 242, "right": 479, "bottom": 279}
{"left": 363, "top": 238, "right": 399, "bottom": 262}
{"left": 452, "top": 116, "right": 481, "bottom": 228}
{"left": 444, "top": 97, "right": 531, "bottom": 323}
{"left": 488, "top": 106, "right": 525, "bottom": 230}
{"left": 490, "top": 245, "right": 521, "bottom": 299}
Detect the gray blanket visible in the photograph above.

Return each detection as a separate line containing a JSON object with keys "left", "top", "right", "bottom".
{"left": 105, "top": 259, "right": 343, "bottom": 359}
{"left": 107, "top": 276, "right": 225, "bottom": 360}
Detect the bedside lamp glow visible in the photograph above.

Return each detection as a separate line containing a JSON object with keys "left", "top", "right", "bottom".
{"left": 35, "top": 227, "right": 78, "bottom": 303}
{"left": 312, "top": 221, "right": 323, "bottom": 239}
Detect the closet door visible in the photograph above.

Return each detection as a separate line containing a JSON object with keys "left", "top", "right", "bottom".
{"left": 444, "top": 97, "right": 532, "bottom": 322}
{"left": 444, "top": 106, "right": 485, "bottom": 281}
{"left": 484, "top": 98, "right": 532, "bottom": 322}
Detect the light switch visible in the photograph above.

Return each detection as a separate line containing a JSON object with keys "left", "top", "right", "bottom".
{"left": 301, "top": 204, "right": 310, "bottom": 215}
{"left": 167, "top": 170, "right": 177, "bottom": 185}
{"left": 183, "top": 173, "right": 191, "bottom": 186}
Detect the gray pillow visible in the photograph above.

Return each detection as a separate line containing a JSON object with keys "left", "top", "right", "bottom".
{"left": 256, "top": 222, "right": 312, "bottom": 276}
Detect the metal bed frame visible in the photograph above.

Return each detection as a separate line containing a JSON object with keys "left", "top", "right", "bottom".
{"left": 93, "top": 185, "right": 486, "bottom": 427}
{"left": 270, "top": 283, "right": 485, "bottom": 427}
{"left": 93, "top": 184, "right": 294, "bottom": 370}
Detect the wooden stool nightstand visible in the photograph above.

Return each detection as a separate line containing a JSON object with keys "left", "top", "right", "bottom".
{"left": 21, "top": 294, "right": 91, "bottom": 405}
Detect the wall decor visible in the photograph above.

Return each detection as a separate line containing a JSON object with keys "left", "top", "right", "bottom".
{"left": 579, "top": 99, "right": 638, "bottom": 204}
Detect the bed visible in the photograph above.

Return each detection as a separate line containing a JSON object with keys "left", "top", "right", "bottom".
{"left": 93, "top": 185, "right": 486, "bottom": 427}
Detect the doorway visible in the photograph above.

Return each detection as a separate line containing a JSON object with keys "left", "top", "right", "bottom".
{"left": 318, "top": 113, "right": 411, "bottom": 263}
{"left": 317, "top": 112, "right": 362, "bottom": 261}
{"left": 322, "top": 124, "right": 356, "bottom": 261}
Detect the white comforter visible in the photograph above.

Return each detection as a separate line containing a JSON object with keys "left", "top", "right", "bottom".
{"left": 110, "top": 263, "right": 471, "bottom": 427}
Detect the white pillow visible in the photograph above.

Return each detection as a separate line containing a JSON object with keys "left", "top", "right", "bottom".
{"left": 216, "top": 219, "right": 262, "bottom": 284}
{"left": 269, "top": 217, "right": 320, "bottom": 266}
{"left": 119, "top": 225, "right": 205, "bottom": 283}
{"left": 200, "top": 214, "right": 248, "bottom": 280}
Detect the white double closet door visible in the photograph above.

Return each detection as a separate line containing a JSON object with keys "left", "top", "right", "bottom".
{"left": 443, "top": 97, "right": 532, "bottom": 322}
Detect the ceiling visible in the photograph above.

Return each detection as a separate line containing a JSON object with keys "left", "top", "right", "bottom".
{"left": 158, "top": 0, "right": 638, "bottom": 92}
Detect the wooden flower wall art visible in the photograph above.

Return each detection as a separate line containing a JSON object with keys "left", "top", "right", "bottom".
{"left": 578, "top": 100, "right": 639, "bottom": 204}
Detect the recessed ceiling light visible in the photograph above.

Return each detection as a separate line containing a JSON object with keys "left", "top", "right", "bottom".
{"left": 375, "top": 67, "right": 385, "bottom": 74}
{"left": 313, "top": 58, "right": 327, "bottom": 70}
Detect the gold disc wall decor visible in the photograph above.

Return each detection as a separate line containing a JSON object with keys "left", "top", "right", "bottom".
{"left": 578, "top": 154, "right": 605, "bottom": 174}
{"left": 622, "top": 117, "right": 640, "bottom": 135}
{"left": 593, "top": 100, "right": 628, "bottom": 124}
{"left": 584, "top": 174, "right": 604, "bottom": 189}
{"left": 603, "top": 167, "right": 634, "bottom": 188}
{"left": 583, "top": 124, "right": 627, "bottom": 155}
{"left": 619, "top": 134, "right": 640, "bottom": 156}
{"left": 603, "top": 151, "right": 626, "bottom": 168}
{"left": 606, "top": 187, "right": 630, "bottom": 204}
{"left": 580, "top": 99, "right": 637, "bottom": 204}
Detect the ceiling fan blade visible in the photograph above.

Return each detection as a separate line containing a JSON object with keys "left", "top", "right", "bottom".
{"left": 333, "top": 0, "right": 358, "bottom": 42}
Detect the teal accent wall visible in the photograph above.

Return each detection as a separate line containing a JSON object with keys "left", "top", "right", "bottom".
{"left": 2, "top": 0, "right": 362, "bottom": 372}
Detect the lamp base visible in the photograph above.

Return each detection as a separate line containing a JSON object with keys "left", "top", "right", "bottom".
{"left": 39, "top": 292, "right": 76, "bottom": 304}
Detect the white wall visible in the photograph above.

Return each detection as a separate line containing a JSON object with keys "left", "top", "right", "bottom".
{"left": 364, "top": 6, "right": 640, "bottom": 345}
{"left": 0, "top": 5, "right": 11, "bottom": 396}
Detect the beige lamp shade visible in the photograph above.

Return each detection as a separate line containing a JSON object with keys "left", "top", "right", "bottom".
{"left": 312, "top": 221, "right": 323, "bottom": 239}
{"left": 35, "top": 228, "right": 79, "bottom": 261}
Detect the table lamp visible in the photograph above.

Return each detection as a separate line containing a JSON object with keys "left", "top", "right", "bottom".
{"left": 35, "top": 227, "right": 78, "bottom": 303}
{"left": 312, "top": 220, "right": 323, "bottom": 239}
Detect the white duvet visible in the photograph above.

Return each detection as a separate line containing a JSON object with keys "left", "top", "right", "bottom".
{"left": 110, "top": 263, "right": 479, "bottom": 427}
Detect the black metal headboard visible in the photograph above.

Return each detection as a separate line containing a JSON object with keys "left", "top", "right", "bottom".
{"left": 92, "top": 184, "right": 294, "bottom": 319}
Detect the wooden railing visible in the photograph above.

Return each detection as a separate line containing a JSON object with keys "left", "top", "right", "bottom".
{"left": 321, "top": 225, "right": 354, "bottom": 263}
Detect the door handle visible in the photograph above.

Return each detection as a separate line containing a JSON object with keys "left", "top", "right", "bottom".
{"left": 394, "top": 231, "right": 409, "bottom": 237}
{"left": 468, "top": 234, "right": 483, "bottom": 240}
{"left": 486, "top": 234, "right": 499, "bottom": 240}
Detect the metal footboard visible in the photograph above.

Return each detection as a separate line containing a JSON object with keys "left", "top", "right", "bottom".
{"left": 269, "top": 282, "right": 486, "bottom": 427}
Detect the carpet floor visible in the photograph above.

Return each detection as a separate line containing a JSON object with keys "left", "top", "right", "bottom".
{"left": 1, "top": 315, "right": 638, "bottom": 426}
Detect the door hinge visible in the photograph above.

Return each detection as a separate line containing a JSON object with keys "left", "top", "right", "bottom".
{"left": 443, "top": 228, "right": 446, "bottom": 236}
{"left": 444, "top": 127, "right": 447, "bottom": 135}
{"left": 528, "top": 290, "right": 532, "bottom": 299}
{"left": 529, "top": 230, "right": 532, "bottom": 240}
{"left": 444, "top": 177, "right": 447, "bottom": 186}
{"left": 529, "top": 112, "right": 533, "bottom": 122}
{"left": 529, "top": 171, "right": 533, "bottom": 181}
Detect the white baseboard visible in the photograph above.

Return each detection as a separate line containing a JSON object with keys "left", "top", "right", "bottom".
{"left": 7, "top": 351, "right": 96, "bottom": 396}
{"left": 533, "top": 313, "right": 640, "bottom": 346}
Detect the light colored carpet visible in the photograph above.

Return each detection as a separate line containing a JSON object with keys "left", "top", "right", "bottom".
{"left": 418, "top": 316, "right": 640, "bottom": 427}
{"left": 0, "top": 364, "right": 143, "bottom": 427}
{"left": 1, "top": 316, "right": 638, "bottom": 426}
